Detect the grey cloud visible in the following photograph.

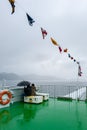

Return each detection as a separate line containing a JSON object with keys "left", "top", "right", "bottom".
{"left": 0, "top": 0, "right": 87, "bottom": 80}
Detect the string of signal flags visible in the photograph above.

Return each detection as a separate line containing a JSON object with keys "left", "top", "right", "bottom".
{"left": 8, "top": 0, "right": 82, "bottom": 77}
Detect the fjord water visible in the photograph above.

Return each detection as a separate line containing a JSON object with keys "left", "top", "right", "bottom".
{"left": 0, "top": 80, "right": 87, "bottom": 98}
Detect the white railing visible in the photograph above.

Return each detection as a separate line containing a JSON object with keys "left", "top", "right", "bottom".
{"left": 37, "top": 85, "right": 87, "bottom": 101}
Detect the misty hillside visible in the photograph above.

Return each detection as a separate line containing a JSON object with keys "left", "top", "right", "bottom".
{"left": 0, "top": 72, "right": 21, "bottom": 80}
{"left": 0, "top": 72, "right": 58, "bottom": 81}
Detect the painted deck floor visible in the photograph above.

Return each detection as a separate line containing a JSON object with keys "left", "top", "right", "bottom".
{"left": 0, "top": 98, "right": 87, "bottom": 130}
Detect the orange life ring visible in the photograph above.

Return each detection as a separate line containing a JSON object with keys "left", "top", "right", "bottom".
{"left": 0, "top": 90, "right": 12, "bottom": 105}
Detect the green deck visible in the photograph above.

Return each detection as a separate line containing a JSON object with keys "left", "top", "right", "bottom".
{"left": 0, "top": 98, "right": 87, "bottom": 130}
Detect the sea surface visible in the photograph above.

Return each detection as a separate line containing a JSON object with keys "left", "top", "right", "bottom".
{"left": 0, "top": 79, "right": 87, "bottom": 86}
{"left": 0, "top": 80, "right": 87, "bottom": 98}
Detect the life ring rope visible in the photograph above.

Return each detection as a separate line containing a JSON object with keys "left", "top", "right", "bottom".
{"left": 0, "top": 90, "right": 12, "bottom": 105}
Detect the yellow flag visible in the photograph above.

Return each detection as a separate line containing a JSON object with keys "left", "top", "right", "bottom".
{"left": 8, "top": 0, "right": 15, "bottom": 3}
{"left": 51, "top": 37, "right": 58, "bottom": 46}
{"left": 8, "top": 0, "right": 15, "bottom": 14}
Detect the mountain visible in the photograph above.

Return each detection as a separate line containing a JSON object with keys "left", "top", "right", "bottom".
{"left": 0, "top": 72, "right": 21, "bottom": 80}
{"left": 0, "top": 72, "right": 58, "bottom": 81}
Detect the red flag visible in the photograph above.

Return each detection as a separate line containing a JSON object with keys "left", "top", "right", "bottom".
{"left": 71, "top": 57, "right": 73, "bottom": 60}
{"left": 58, "top": 46, "right": 62, "bottom": 53}
{"left": 41, "top": 27, "right": 47, "bottom": 39}
{"left": 64, "top": 48, "right": 68, "bottom": 52}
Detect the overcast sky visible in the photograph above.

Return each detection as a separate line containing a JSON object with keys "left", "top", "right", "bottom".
{"left": 0, "top": 0, "right": 87, "bottom": 81}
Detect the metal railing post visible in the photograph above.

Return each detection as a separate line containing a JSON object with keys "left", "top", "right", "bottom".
{"left": 86, "top": 86, "right": 87, "bottom": 100}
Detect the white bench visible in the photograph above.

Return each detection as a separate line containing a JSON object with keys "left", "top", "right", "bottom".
{"left": 36, "top": 93, "right": 49, "bottom": 101}
{"left": 24, "top": 96, "right": 43, "bottom": 104}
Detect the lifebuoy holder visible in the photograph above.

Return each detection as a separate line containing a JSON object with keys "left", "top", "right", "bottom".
{"left": 0, "top": 90, "right": 12, "bottom": 105}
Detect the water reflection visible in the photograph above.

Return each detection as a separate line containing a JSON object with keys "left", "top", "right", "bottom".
{"left": 0, "top": 101, "right": 49, "bottom": 125}
{"left": 0, "top": 110, "right": 11, "bottom": 124}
